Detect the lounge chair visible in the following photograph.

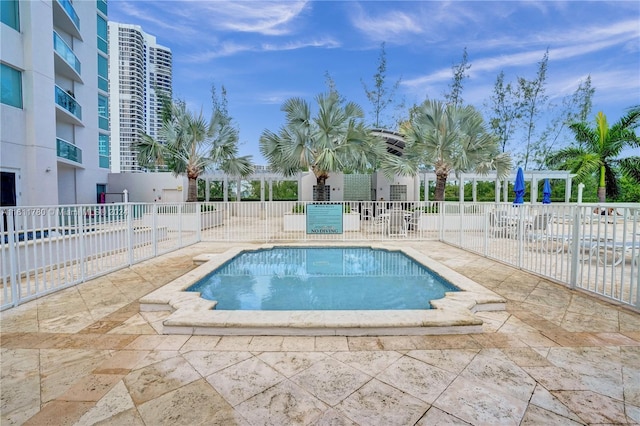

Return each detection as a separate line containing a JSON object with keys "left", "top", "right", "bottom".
{"left": 387, "top": 210, "right": 408, "bottom": 237}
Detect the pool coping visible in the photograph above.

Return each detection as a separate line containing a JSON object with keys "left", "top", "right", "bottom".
{"left": 140, "top": 243, "right": 507, "bottom": 336}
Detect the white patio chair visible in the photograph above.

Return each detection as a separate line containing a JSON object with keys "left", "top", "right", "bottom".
{"left": 388, "top": 210, "right": 408, "bottom": 237}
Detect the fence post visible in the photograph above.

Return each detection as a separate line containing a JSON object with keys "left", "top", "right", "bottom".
{"left": 127, "top": 203, "right": 134, "bottom": 266}
{"left": 152, "top": 204, "right": 158, "bottom": 258}
{"left": 178, "top": 203, "right": 183, "bottom": 247}
{"left": 77, "top": 205, "right": 86, "bottom": 282}
{"left": 438, "top": 202, "right": 444, "bottom": 242}
{"left": 196, "top": 203, "right": 202, "bottom": 242}
{"left": 6, "top": 212, "right": 19, "bottom": 307}
{"left": 569, "top": 205, "right": 581, "bottom": 289}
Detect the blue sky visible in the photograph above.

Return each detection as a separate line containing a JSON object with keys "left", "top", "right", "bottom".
{"left": 109, "top": 1, "right": 640, "bottom": 164}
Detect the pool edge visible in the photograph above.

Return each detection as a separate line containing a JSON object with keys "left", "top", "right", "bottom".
{"left": 140, "top": 243, "right": 506, "bottom": 336}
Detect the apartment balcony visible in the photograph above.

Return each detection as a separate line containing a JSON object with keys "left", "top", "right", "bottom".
{"left": 55, "top": 85, "right": 83, "bottom": 126}
{"left": 56, "top": 138, "right": 83, "bottom": 166}
{"left": 52, "top": 0, "right": 82, "bottom": 40}
{"left": 53, "top": 32, "right": 83, "bottom": 83}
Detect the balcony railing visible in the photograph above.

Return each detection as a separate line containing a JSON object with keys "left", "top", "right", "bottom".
{"left": 55, "top": 0, "right": 80, "bottom": 30}
{"left": 55, "top": 85, "right": 82, "bottom": 121}
{"left": 56, "top": 138, "right": 82, "bottom": 164}
{"left": 53, "top": 32, "right": 81, "bottom": 75}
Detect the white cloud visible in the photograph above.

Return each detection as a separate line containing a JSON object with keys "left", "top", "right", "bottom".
{"left": 190, "top": 0, "right": 309, "bottom": 35}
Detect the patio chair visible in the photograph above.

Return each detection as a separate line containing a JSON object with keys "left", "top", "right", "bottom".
{"left": 489, "top": 211, "right": 511, "bottom": 238}
{"left": 388, "top": 210, "right": 408, "bottom": 237}
{"left": 589, "top": 240, "right": 640, "bottom": 266}
{"left": 407, "top": 210, "right": 421, "bottom": 231}
{"left": 524, "top": 213, "right": 565, "bottom": 253}
{"left": 368, "top": 214, "right": 388, "bottom": 233}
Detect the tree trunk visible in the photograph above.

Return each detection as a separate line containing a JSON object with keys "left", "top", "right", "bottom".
{"left": 434, "top": 173, "right": 448, "bottom": 202}
{"left": 187, "top": 177, "right": 198, "bottom": 202}
{"left": 597, "top": 186, "right": 606, "bottom": 203}
{"left": 315, "top": 175, "right": 328, "bottom": 201}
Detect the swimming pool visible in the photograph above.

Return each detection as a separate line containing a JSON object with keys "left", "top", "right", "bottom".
{"left": 186, "top": 247, "right": 459, "bottom": 310}
{"left": 140, "top": 243, "right": 507, "bottom": 335}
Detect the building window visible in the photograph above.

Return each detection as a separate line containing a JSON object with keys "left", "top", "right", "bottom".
{"left": 1, "top": 63, "right": 22, "bottom": 108}
{"left": 97, "top": 54, "right": 108, "bottom": 91}
{"left": 98, "top": 133, "right": 110, "bottom": 168}
{"left": 1, "top": 0, "right": 19, "bottom": 31}
{"left": 97, "top": 15, "right": 107, "bottom": 53}
{"left": 98, "top": 94, "right": 109, "bottom": 130}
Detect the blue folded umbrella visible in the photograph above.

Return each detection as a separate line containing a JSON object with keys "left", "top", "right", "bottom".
{"left": 513, "top": 167, "right": 525, "bottom": 205}
{"left": 542, "top": 179, "right": 551, "bottom": 204}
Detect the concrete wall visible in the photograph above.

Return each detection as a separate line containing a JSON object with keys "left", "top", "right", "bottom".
{"left": 108, "top": 172, "right": 188, "bottom": 203}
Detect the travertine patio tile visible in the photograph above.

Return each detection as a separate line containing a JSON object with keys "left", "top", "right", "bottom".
{"left": 137, "top": 379, "right": 241, "bottom": 426}
{"left": 520, "top": 404, "right": 584, "bottom": 425}
{"left": 206, "top": 357, "right": 285, "bottom": 406}
{"left": 132, "top": 350, "right": 182, "bottom": 370}
{"left": 281, "top": 336, "right": 316, "bottom": 351}
{"left": 79, "top": 320, "right": 124, "bottom": 334}
{"left": 290, "top": 357, "right": 371, "bottom": 406}
{"left": 2, "top": 241, "right": 639, "bottom": 425}
{"left": 501, "top": 347, "right": 553, "bottom": 367}
{"left": 460, "top": 348, "right": 537, "bottom": 402}
{"left": 405, "top": 349, "right": 478, "bottom": 374}
{"left": 39, "top": 348, "right": 111, "bottom": 403}
{"left": 510, "top": 331, "right": 560, "bottom": 348}
{"left": 0, "top": 348, "right": 41, "bottom": 426}
{"left": 378, "top": 335, "right": 418, "bottom": 350}
{"left": 335, "top": 379, "right": 428, "bottom": 425}
{"left": 0, "top": 305, "right": 39, "bottom": 333}
{"left": 155, "top": 334, "right": 190, "bottom": 350}
{"left": 22, "top": 401, "right": 94, "bottom": 426}
{"left": 123, "top": 335, "right": 167, "bottom": 350}
{"left": 310, "top": 407, "right": 357, "bottom": 425}
{"left": 314, "top": 336, "right": 349, "bottom": 351}
{"left": 93, "top": 350, "right": 150, "bottom": 373}
{"left": 182, "top": 350, "right": 252, "bottom": 377}
{"left": 107, "top": 313, "right": 157, "bottom": 335}
{"left": 415, "top": 407, "right": 471, "bottom": 425}
{"left": 236, "top": 380, "right": 326, "bottom": 425}
{"left": 553, "top": 390, "right": 627, "bottom": 424}
{"left": 179, "top": 335, "right": 221, "bottom": 352}
{"left": 248, "top": 335, "right": 284, "bottom": 351}
{"left": 330, "top": 350, "right": 403, "bottom": 376}
{"left": 561, "top": 311, "right": 619, "bottom": 333}
{"left": 124, "top": 356, "right": 201, "bottom": 405}
{"left": 411, "top": 334, "right": 481, "bottom": 350}
{"left": 346, "top": 336, "right": 384, "bottom": 351}
{"left": 544, "top": 346, "right": 625, "bottom": 400}
{"left": 376, "top": 355, "right": 457, "bottom": 404}
{"left": 529, "top": 384, "right": 584, "bottom": 423}
{"left": 433, "top": 375, "right": 528, "bottom": 425}
{"left": 257, "top": 351, "right": 327, "bottom": 378}
{"left": 470, "top": 331, "right": 529, "bottom": 348}
{"left": 57, "top": 373, "right": 123, "bottom": 402}
{"left": 215, "top": 335, "right": 253, "bottom": 351}
{"left": 38, "top": 311, "right": 96, "bottom": 334}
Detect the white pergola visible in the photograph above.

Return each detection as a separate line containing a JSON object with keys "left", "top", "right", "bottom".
{"left": 200, "top": 167, "right": 576, "bottom": 203}
{"left": 421, "top": 169, "right": 577, "bottom": 203}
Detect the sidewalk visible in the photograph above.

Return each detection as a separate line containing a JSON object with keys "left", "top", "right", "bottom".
{"left": 1, "top": 241, "right": 639, "bottom": 425}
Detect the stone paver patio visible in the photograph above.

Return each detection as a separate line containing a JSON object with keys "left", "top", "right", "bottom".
{"left": 1, "top": 241, "right": 639, "bottom": 425}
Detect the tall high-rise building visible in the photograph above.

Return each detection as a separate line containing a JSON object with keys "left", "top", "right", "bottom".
{"left": 1, "top": 0, "right": 110, "bottom": 206}
{"left": 108, "top": 22, "right": 172, "bottom": 173}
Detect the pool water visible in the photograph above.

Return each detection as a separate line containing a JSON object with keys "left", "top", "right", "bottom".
{"left": 187, "top": 247, "right": 460, "bottom": 311}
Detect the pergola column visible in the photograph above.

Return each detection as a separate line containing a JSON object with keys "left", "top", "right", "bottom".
{"left": 531, "top": 178, "right": 538, "bottom": 204}
{"left": 565, "top": 176, "right": 572, "bottom": 202}
{"left": 205, "top": 179, "right": 210, "bottom": 202}
{"left": 223, "top": 177, "right": 228, "bottom": 202}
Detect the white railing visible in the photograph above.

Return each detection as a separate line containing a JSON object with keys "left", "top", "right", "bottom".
{"left": 1, "top": 201, "right": 638, "bottom": 311}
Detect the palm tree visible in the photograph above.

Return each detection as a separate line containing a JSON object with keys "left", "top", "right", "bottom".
{"left": 388, "top": 99, "right": 511, "bottom": 201}
{"left": 259, "top": 92, "right": 388, "bottom": 201}
{"left": 548, "top": 107, "right": 640, "bottom": 202}
{"left": 137, "top": 101, "right": 253, "bottom": 202}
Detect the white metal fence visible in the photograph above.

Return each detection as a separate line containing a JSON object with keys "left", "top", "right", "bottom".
{"left": 1, "top": 201, "right": 638, "bottom": 311}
